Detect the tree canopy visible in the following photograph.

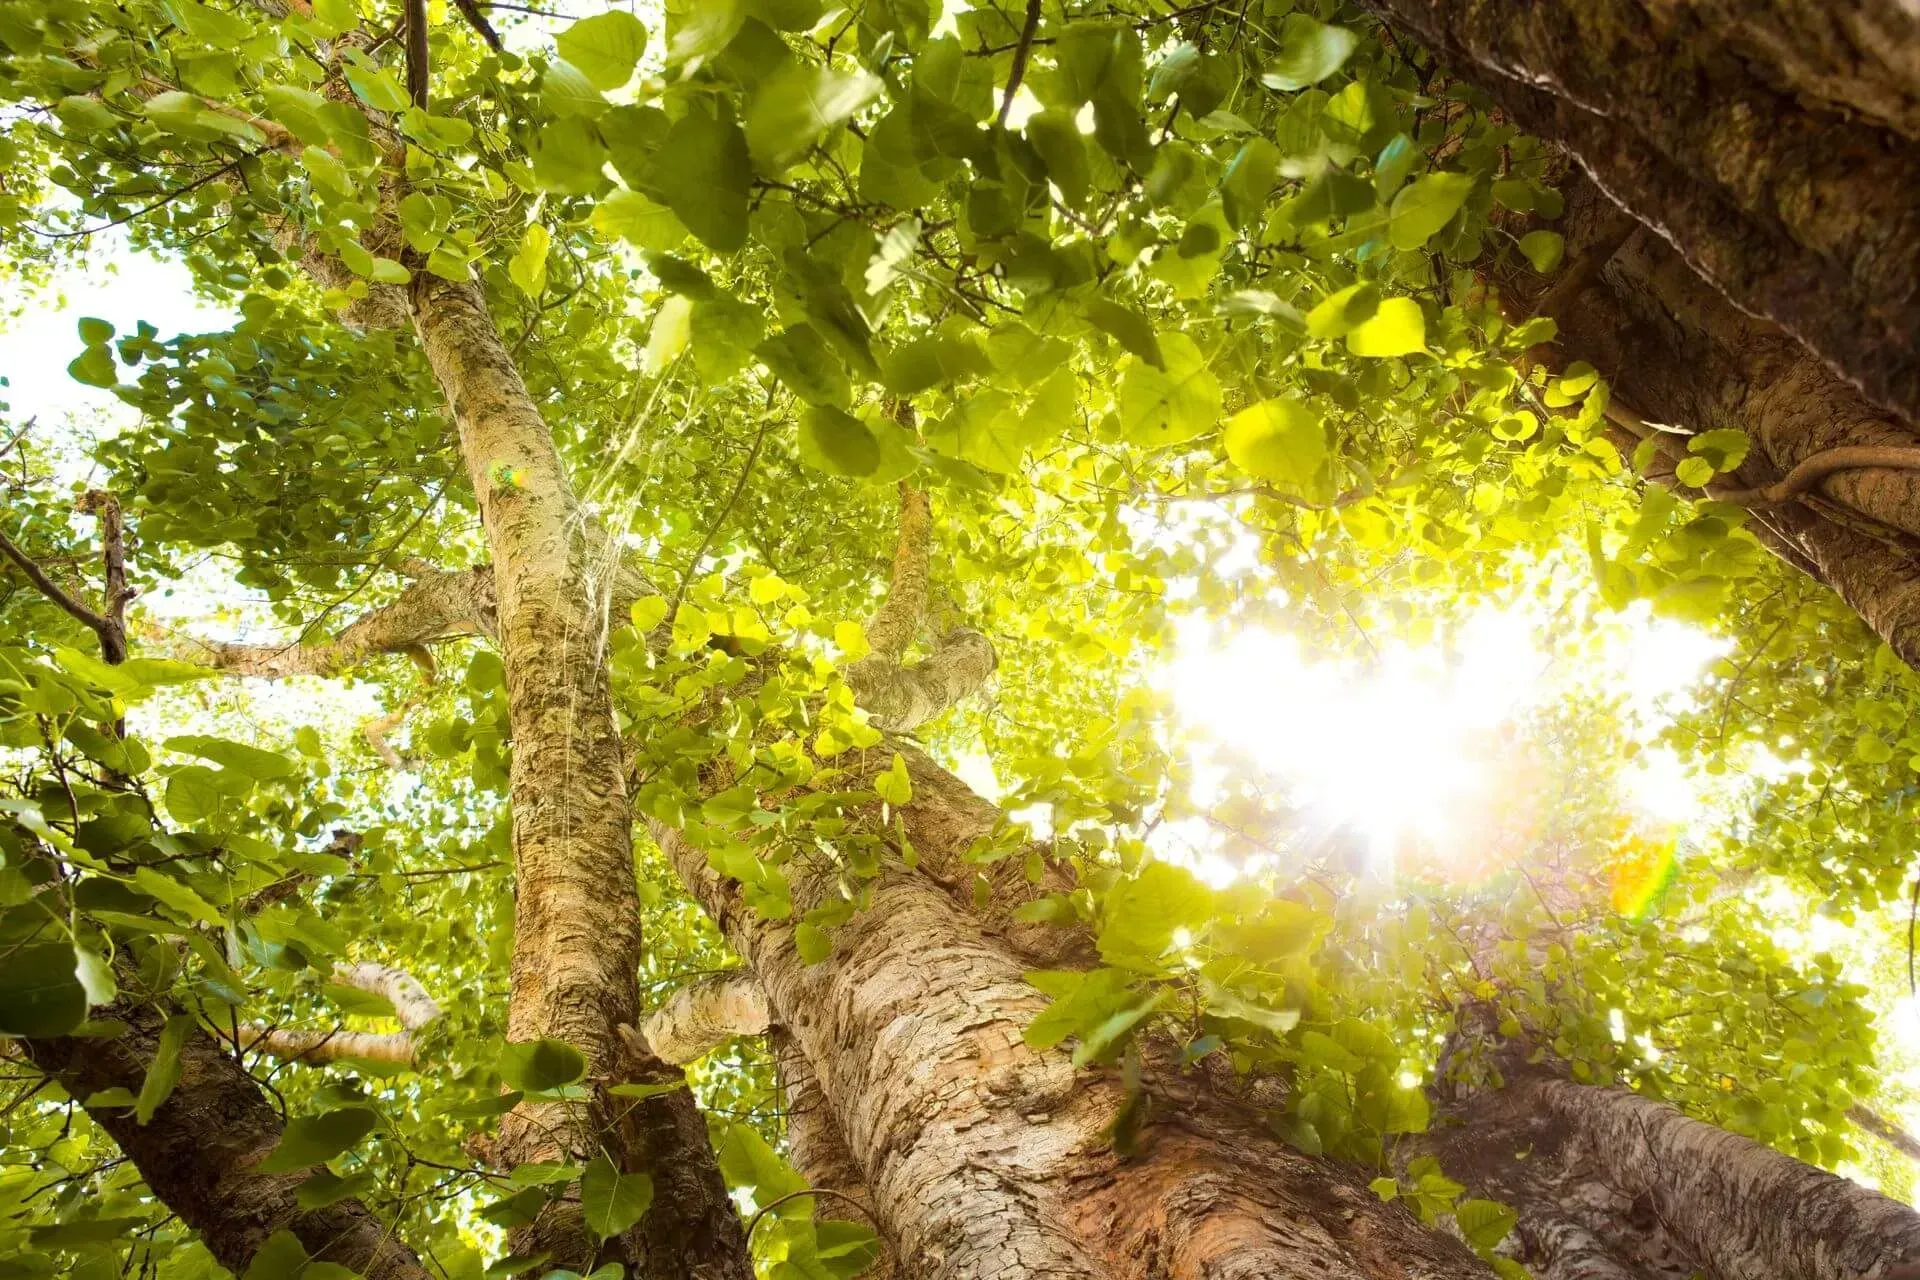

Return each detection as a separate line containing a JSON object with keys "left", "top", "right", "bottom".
{"left": 0, "top": 0, "right": 1915, "bottom": 1277}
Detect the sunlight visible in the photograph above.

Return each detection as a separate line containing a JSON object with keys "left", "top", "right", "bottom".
{"left": 1158, "top": 600, "right": 1730, "bottom": 884}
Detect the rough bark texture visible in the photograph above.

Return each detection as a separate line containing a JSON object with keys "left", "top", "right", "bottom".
{"left": 655, "top": 746, "right": 1493, "bottom": 1280}
{"left": 1361, "top": 0, "right": 1920, "bottom": 424}
{"left": 1418, "top": 1066, "right": 1920, "bottom": 1280}
{"left": 1498, "top": 174, "right": 1920, "bottom": 667}
{"left": 21, "top": 1000, "right": 433, "bottom": 1279}
{"left": 408, "top": 271, "right": 748, "bottom": 1279}
{"left": 771, "top": 1028, "right": 896, "bottom": 1279}
{"left": 186, "top": 564, "right": 496, "bottom": 678}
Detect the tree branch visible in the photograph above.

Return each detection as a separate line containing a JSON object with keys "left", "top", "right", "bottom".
{"left": 1707, "top": 445, "right": 1920, "bottom": 507}
{"left": 0, "top": 521, "right": 117, "bottom": 651}
{"left": 640, "top": 972, "right": 770, "bottom": 1066}
{"left": 177, "top": 565, "right": 494, "bottom": 678}
{"left": 997, "top": 0, "right": 1045, "bottom": 126}
{"left": 863, "top": 481, "right": 931, "bottom": 660}
{"left": 238, "top": 963, "right": 443, "bottom": 1066}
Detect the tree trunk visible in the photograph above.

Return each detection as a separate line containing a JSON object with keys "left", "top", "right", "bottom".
{"left": 1360, "top": 0, "right": 1920, "bottom": 424}
{"left": 655, "top": 745, "right": 1493, "bottom": 1280}
{"left": 407, "top": 272, "right": 749, "bottom": 1278}
{"left": 1358, "top": 0, "right": 1920, "bottom": 667}
{"left": 20, "top": 1000, "right": 433, "bottom": 1280}
{"left": 771, "top": 1028, "right": 897, "bottom": 1280}
{"left": 1418, "top": 1063, "right": 1920, "bottom": 1280}
{"left": 1497, "top": 172, "right": 1920, "bottom": 667}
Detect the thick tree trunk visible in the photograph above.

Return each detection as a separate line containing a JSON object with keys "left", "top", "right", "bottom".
{"left": 1496, "top": 173, "right": 1920, "bottom": 666}
{"left": 771, "top": 1028, "right": 898, "bottom": 1279}
{"left": 655, "top": 746, "right": 1492, "bottom": 1280}
{"left": 1361, "top": 0, "right": 1920, "bottom": 424}
{"left": 408, "top": 273, "right": 749, "bottom": 1278}
{"left": 1418, "top": 1064, "right": 1920, "bottom": 1280}
{"left": 21, "top": 1000, "right": 433, "bottom": 1280}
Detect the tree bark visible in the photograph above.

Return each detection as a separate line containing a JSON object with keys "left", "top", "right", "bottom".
{"left": 654, "top": 745, "right": 1493, "bottom": 1280}
{"left": 1417, "top": 1063, "right": 1920, "bottom": 1280}
{"left": 1360, "top": 0, "right": 1920, "bottom": 425}
{"left": 771, "top": 1028, "right": 897, "bottom": 1280}
{"left": 407, "top": 272, "right": 748, "bottom": 1278}
{"left": 20, "top": 1000, "right": 434, "bottom": 1280}
{"left": 1496, "top": 173, "right": 1920, "bottom": 667}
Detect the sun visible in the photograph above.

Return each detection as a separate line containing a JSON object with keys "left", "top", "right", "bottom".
{"left": 1157, "top": 602, "right": 1727, "bottom": 885}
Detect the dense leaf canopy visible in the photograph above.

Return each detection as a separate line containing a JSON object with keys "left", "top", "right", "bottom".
{"left": 0, "top": 0, "right": 1914, "bottom": 1276}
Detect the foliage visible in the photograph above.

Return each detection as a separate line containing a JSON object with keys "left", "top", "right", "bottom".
{"left": 0, "top": 0, "right": 1914, "bottom": 1275}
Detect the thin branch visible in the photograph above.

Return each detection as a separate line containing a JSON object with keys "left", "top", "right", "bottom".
{"left": 663, "top": 411, "right": 771, "bottom": 628}
{"left": 34, "top": 152, "right": 262, "bottom": 240}
{"left": 404, "top": 0, "right": 430, "bottom": 110}
{"left": 0, "top": 524, "right": 113, "bottom": 642}
{"left": 998, "top": 0, "right": 1045, "bottom": 126}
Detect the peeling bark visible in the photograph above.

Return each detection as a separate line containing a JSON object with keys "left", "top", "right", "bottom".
{"left": 1417, "top": 1063, "right": 1920, "bottom": 1280}
{"left": 653, "top": 748, "right": 1492, "bottom": 1280}
{"left": 238, "top": 962, "right": 442, "bottom": 1066}
{"left": 408, "top": 271, "right": 747, "bottom": 1278}
{"left": 642, "top": 973, "right": 770, "bottom": 1066}
{"left": 20, "top": 1000, "right": 433, "bottom": 1279}
{"left": 1362, "top": 0, "right": 1920, "bottom": 423}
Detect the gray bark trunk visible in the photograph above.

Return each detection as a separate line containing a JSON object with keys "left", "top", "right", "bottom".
{"left": 1418, "top": 1060, "right": 1920, "bottom": 1280}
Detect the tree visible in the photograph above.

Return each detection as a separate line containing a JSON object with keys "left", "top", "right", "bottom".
{"left": 0, "top": 2, "right": 1917, "bottom": 1279}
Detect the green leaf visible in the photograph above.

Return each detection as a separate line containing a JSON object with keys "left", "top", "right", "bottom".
{"left": 795, "top": 922, "right": 832, "bottom": 964}
{"left": 499, "top": 1037, "right": 588, "bottom": 1092}
{"left": 1674, "top": 456, "right": 1715, "bottom": 488}
{"left": 1083, "top": 297, "right": 1164, "bottom": 370}
{"left": 1389, "top": 172, "right": 1475, "bottom": 251}
{"left": 164, "top": 734, "right": 298, "bottom": 780}
{"left": 242, "top": 1231, "right": 309, "bottom": 1280}
{"left": 1345, "top": 297, "right": 1427, "bottom": 357}
{"left": 134, "top": 866, "right": 224, "bottom": 926}
{"left": 798, "top": 407, "right": 881, "bottom": 477}
{"left": 581, "top": 1156, "right": 653, "bottom": 1240}
{"left": 543, "top": 60, "right": 609, "bottom": 120}
{"left": 261, "top": 1106, "right": 381, "bottom": 1172}
{"left": 654, "top": 109, "right": 751, "bottom": 253}
{"left": 1455, "top": 1198, "right": 1518, "bottom": 1250}
{"left": 592, "top": 190, "right": 689, "bottom": 252}
{"left": 1097, "top": 861, "right": 1214, "bottom": 969}
{"left": 1222, "top": 397, "right": 1326, "bottom": 494}
{"left": 1305, "top": 284, "right": 1379, "bottom": 340}
{"left": 295, "top": 1169, "right": 377, "bottom": 1210}
{"left": 1519, "top": 229, "right": 1564, "bottom": 273}
{"left": 747, "top": 66, "right": 882, "bottom": 172}
{"left": 1260, "top": 15, "right": 1359, "bottom": 91}
{"left": 0, "top": 943, "right": 88, "bottom": 1036}
{"left": 344, "top": 64, "right": 410, "bottom": 113}
{"left": 135, "top": 1014, "right": 194, "bottom": 1123}
{"left": 76, "top": 316, "right": 114, "bottom": 345}
{"left": 874, "top": 752, "right": 913, "bottom": 806}
{"left": 556, "top": 11, "right": 648, "bottom": 90}
{"left": 509, "top": 222, "right": 551, "bottom": 298}
{"left": 68, "top": 345, "right": 119, "bottom": 389}
{"left": 73, "top": 944, "right": 116, "bottom": 1005}
{"left": 1117, "top": 333, "right": 1221, "bottom": 448}
{"left": 30, "top": 1216, "right": 151, "bottom": 1249}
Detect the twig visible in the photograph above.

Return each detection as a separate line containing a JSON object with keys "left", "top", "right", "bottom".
{"left": 35, "top": 153, "right": 261, "bottom": 240}
{"left": 998, "top": 0, "right": 1045, "bottom": 127}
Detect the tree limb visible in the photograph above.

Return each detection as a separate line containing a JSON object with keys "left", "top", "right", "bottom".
{"left": 238, "top": 963, "right": 443, "bottom": 1066}
{"left": 640, "top": 972, "right": 770, "bottom": 1065}
{"left": 1707, "top": 445, "right": 1920, "bottom": 507}
{"left": 178, "top": 565, "right": 494, "bottom": 678}
{"left": 862, "top": 481, "right": 931, "bottom": 660}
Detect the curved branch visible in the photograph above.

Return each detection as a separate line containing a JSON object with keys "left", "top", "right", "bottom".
{"left": 1707, "top": 445, "right": 1920, "bottom": 507}
{"left": 640, "top": 972, "right": 770, "bottom": 1066}
{"left": 238, "top": 963, "right": 443, "bottom": 1066}
{"left": 846, "top": 628, "right": 997, "bottom": 733}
